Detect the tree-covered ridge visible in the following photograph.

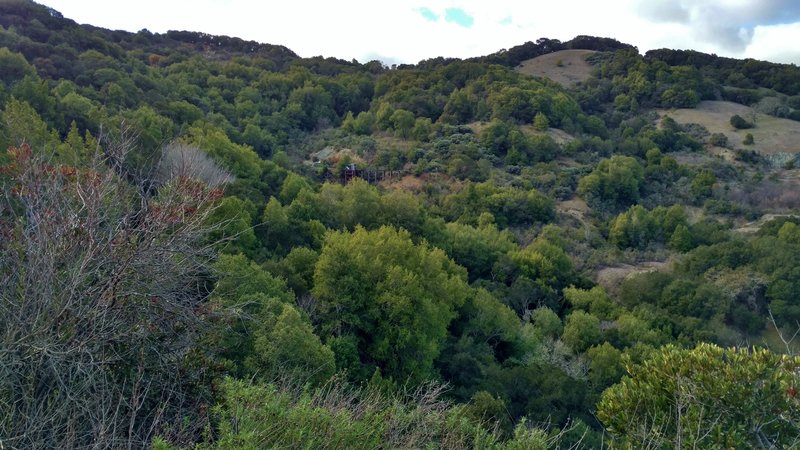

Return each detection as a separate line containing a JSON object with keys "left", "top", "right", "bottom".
{"left": 2, "top": 1, "right": 800, "bottom": 448}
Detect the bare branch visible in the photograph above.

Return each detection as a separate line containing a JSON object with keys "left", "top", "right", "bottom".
{"left": 0, "top": 133, "right": 228, "bottom": 448}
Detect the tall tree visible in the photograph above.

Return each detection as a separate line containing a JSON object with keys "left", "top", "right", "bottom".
{"left": 312, "top": 226, "right": 470, "bottom": 382}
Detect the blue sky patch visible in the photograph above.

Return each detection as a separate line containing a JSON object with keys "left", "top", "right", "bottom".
{"left": 418, "top": 7, "right": 439, "bottom": 22}
{"left": 445, "top": 8, "right": 474, "bottom": 28}
{"left": 499, "top": 16, "right": 512, "bottom": 25}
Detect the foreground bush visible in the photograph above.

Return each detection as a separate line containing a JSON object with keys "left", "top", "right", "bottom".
{"left": 598, "top": 343, "right": 800, "bottom": 449}
{"left": 0, "top": 140, "right": 226, "bottom": 448}
{"left": 155, "top": 377, "right": 581, "bottom": 450}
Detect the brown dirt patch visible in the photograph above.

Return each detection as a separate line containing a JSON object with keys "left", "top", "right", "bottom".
{"left": 518, "top": 125, "right": 577, "bottom": 145}
{"left": 383, "top": 175, "right": 425, "bottom": 192}
{"left": 556, "top": 197, "right": 590, "bottom": 227}
{"left": 706, "top": 146, "right": 738, "bottom": 162}
{"left": 307, "top": 146, "right": 364, "bottom": 165}
{"left": 558, "top": 197, "right": 590, "bottom": 213}
{"left": 557, "top": 197, "right": 590, "bottom": 216}
{"left": 595, "top": 261, "right": 671, "bottom": 296}
{"left": 734, "top": 213, "right": 800, "bottom": 234}
{"left": 546, "top": 128, "right": 578, "bottom": 146}
{"left": 516, "top": 50, "right": 597, "bottom": 86}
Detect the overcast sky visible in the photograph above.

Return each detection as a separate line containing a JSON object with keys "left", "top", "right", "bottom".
{"left": 39, "top": 0, "right": 800, "bottom": 65}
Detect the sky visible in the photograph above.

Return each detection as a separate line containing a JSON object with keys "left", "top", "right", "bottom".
{"left": 39, "top": 0, "right": 800, "bottom": 65}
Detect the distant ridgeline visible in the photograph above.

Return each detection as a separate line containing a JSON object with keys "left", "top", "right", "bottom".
{"left": 460, "top": 35, "right": 800, "bottom": 102}
{"left": 474, "top": 36, "right": 637, "bottom": 68}
{"left": 645, "top": 48, "right": 800, "bottom": 96}
{"left": 2, "top": 0, "right": 799, "bottom": 98}
{"left": 0, "top": 0, "right": 300, "bottom": 77}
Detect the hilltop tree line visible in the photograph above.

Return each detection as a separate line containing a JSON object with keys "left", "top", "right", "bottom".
{"left": 1, "top": 1, "right": 799, "bottom": 448}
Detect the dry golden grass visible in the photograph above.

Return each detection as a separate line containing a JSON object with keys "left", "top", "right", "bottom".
{"left": 595, "top": 261, "right": 671, "bottom": 296}
{"left": 734, "top": 213, "right": 800, "bottom": 234}
{"left": 658, "top": 101, "right": 800, "bottom": 155}
{"left": 515, "top": 49, "right": 597, "bottom": 86}
{"left": 382, "top": 174, "right": 425, "bottom": 191}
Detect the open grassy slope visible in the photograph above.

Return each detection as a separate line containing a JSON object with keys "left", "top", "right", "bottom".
{"left": 515, "top": 49, "right": 597, "bottom": 86}
{"left": 658, "top": 101, "right": 800, "bottom": 155}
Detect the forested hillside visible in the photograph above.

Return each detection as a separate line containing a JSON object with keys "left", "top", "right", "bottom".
{"left": 2, "top": 1, "right": 800, "bottom": 448}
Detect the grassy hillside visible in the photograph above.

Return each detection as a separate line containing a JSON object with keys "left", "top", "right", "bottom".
{"left": 2, "top": 1, "right": 800, "bottom": 448}
{"left": 659, "top": 100, "right": 800, "bottom": 155}
{"left": 516, "top": 49, "right": 597, "bottom": 87}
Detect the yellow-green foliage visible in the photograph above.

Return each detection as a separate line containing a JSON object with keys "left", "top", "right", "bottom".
{"left": 313, "top": 226, "right": 471, "bottom": 382}
{"left": 598, "top": 343, "right": 800, "bottom": 448}
{"left": 190, "top": 377, "right": 559, "bottom": 450}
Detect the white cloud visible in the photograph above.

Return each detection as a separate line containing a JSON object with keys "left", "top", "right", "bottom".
{"left": 745, "top": 22, "right": 800, "bottom": 64}
{"left": 633, "top": 0, "right": 800, "bottom": 55}
{"left": 39, "top": 0, "right": 800, "bottom": 65}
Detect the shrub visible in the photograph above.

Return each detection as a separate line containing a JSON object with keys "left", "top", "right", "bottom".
{"left": 195, "top": 377, "right": 568, "bottom": 450}
{"left": 598, "top": 344, "right": 800, "bottom": 449}
{"left": 1, "top": 139, "right": 225, "bottom": 448}
{"left": 729, "top": 114, "right": 753, "bottom": 129}
{"left": 708, "top": 132, "right": 729, "bottom": 148}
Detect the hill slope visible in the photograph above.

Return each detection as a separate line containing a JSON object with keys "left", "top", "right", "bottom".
{"left": 516, "top": 49, "right": 597, "bottom": 86}
{"left": 3, "top": 1, "right": 800, "bottom": 448}
{"left": 658, "top": 100, "right": 800, "bottom": 155}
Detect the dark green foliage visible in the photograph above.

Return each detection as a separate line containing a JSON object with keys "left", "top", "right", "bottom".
{"left": 274, "top": 247, "right": 319, "bottom": 296}
{"left": 4, "top": 5, "right": 799, "bottom": 446}
{"left": 479, "top": 35, "right": 633, "bottom": 67}
{"left": 441, "top": 181, "right": 555, "bottom": 228}
{"left": 644, "top": 118, "right": 703, "bottom": 153}
{"left": 722, "top": 87, "right": 762, "bottom": 105}
{"left": 480, "top": 119, "right": 514, "bottom": 155}
{"left": 708, "top": 132, "right": 729, "bottom": 147}
{"left": 441, "top": 88, "right": 480, "bottom": 124}
{"left": 609, "top": 204, "right": 689, "bottom": 249}
{"left": 0, "top": 47, "right": 35, "bottom": 86}
{"left": 246, "top": 297, "right": 336, "bottom": 386}
{"left": 690, "top": 169, "right": 717, "bottom": 201}
{"left": 578, "top": 155, "right": 644, "bottom": 210}
{"left": 647, "top": 48, "right": 800, "bottom": 96}
{"left": 437, "top": 289, "right": 532, "bottom": 403}
{"left": 730, "top": 114, "right": 754, "bottom": 129}
{"left": 562, "top": 310, "right": 602, "bottom": 353}
{"left": 586, "top": 342, "right": 624, "bottom": 389}
{"left": 683, "top": 240, "right": 752, "bottom": 275}
{"left": 205, "top": 196, "right": 258, "bottom": 257}
{"left": 481, "top": 363, "right": 592, "bottom": 427}
{"left": 425, "top": 218, "right": 517, "bottom": 281}
{"left": 208, "top": 254, "right": 296, "bottom": 373}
